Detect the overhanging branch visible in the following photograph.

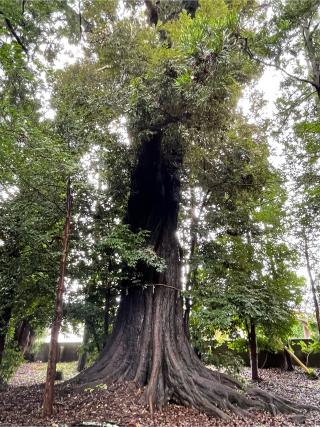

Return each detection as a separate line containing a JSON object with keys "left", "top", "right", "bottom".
{"left": 243, "top": 39, "right": 318, "bottom": 91}
{"left": 0, "top": 12, "right": 28, "bottom": 54}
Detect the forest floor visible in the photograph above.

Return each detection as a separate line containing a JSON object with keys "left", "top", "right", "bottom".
{"left": 0, "top": 362, "right": 319, "bottom": 426}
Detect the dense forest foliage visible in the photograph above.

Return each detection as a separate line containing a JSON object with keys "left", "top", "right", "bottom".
{"left": 1, "top": 0, "right": 320, "bottom": 420}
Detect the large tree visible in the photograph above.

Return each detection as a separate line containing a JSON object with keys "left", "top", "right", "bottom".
{"left": 71, "top": 0, "right": 304, "bottom": 418}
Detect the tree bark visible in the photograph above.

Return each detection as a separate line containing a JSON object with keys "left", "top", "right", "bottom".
{"left": 14, "top": 320, "right": 35, "bottom": 355}
{"left": 0, "top": 307, "right": 12, "bottom": 368}
{"left": 301, "top": 23, "right": 320, "bottom": 100}
{"left": 304, "top": 235, "right": 320, "bottom": 336}
{"left": 103, "top": 287, "right": 112, "bottom": 346}
{"left": 183, "top": 188, "right": 210, "bottom": 338}
{"left": 77, "top": 323, "right": 89, "bottom": 372}
{"left": 0, "top": 306, "right": 13, "bottom": 388}
{"left": 284, "top": 348, "right": 294, "bottom": 372}
{"left": 0, "top": 334, "right": 5, "bottom": 368}
{"left": 0, "top": 332, "right": 6, "bottom": 390}
{"left": 183, "top": 188, "right": 198, "bottom": 338}
{"left": 74, "top": 131, "right": 304, "bottom": 418}
{"left": 43, "top": 178, "right": 72, "bottom": 417}
{"left": 248, "top": 320, "right": 259, "bottom": 381}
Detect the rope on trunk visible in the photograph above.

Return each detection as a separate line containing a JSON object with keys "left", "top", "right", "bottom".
{"left": 131, "top": 283, "right": 181, "bottom": 292}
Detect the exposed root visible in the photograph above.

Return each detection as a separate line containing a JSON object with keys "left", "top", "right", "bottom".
{"left": 247, "top": 387, "right": 318, "bottom": 414}
{"left": 74, "top": 286, "right": 316, "bottom": 420}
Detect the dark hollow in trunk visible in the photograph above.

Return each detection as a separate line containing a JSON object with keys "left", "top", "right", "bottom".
{"left": 76, "top": 133, "right": 307, "bottom": 419}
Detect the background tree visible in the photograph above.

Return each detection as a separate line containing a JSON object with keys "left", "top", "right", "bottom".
{"left": 0, "top": 0, "right": 84, "bottom": 384}
{"left": 257, "top": 0, "right": 320, "bottom": 336}
{"left": 186, "top": 114, "right": 304, "bottom": 381}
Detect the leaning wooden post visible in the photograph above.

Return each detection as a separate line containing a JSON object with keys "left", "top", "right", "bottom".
{"left": 43, "top": 178, "right": 72, "bottom": 417}
{"left": 284, "top": 346, "right": 313, "bottom": 375}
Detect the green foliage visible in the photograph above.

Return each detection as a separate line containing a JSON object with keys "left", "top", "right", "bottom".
{"left": 298, "top": 337, "right": 320, "bottom": 364}
{"left": 0, "top": 344, "right": 23, "bottom": 383}
{"left": 290, "top": 321, "right": 305, "bottom": 339}
{"left": 191, "top": 230, "right": 303, "bottom": 339}
{"left": 188, "top": 326, "right": 244, "bottom": 376}
{"left": 0, "top": 0, "right": 88, "bottom": 376}
{"left": 189, "top": 152, "right": 303, "bottom": 356}
{"left": 306, "top": 368, "right": 318, "bottom": 379}
{"left": 0, "top": 321, "right": 25, "bottom": 383}
{"left": 206, "top": 346, "right": 245, "bottom": 378}
{"left": 102, "top": 225, "right": 166, "bottom": 272}
{"left": 262, "top": 0, "right": 320, "bottom": 337}
{"left": 228, "top": 337, "right": 248, "bottom": 353}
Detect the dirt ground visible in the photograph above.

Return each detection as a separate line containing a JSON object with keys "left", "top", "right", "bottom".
{"left": 0, "top": 363, "right": 319, "bottom": 426}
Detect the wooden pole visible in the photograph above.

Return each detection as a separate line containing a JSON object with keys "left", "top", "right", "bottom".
{"left": 284, "top": 346, "right": 312, "bottom": 375}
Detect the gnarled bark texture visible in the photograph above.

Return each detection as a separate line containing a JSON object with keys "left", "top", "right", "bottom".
{"left": 76, "top": 131, "right": 306, "bottom": 419}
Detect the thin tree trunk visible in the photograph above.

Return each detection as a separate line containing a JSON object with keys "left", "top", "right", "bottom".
{"left": 0, "top": 246, "right": 19, "bottom": 377}
{"left": 301, "top": 23, "right": 320, "bottom": 100}
{"left": 43, "top": 178, "right": 72, "bottom": 417}
{"left": 103, "top": 287, "right": 111, "bottom": 346}
{"left": 0, "top": 306, "right": 13, "bottom": 387}
{"left": 0, "top": 333, "right": 6, "bottom": 371}
{"left": 284, "top": 348, "right": 294, "bottom": 371}
{"left": 304, "top": 235, "right": 320, "bottom": 336}
{"left": 14, "top": 320, "right": 35, "bottom": 355}
{"left": 183, "top": 188, "right": 209, "bottom": 337}
{"left": 183, "top": 188, "right": 197, "bottom": 338}
{"left": 77, "top": 323, "right": 89, "bottom": 372}
{"left": 0, "top": 333, "right": 6, "bottom": 389}
{"left": 183, "top": 297, "right": 192, "bottom": 339}
{"left": 248, "top": 319, "right": 259, "bottom": 381}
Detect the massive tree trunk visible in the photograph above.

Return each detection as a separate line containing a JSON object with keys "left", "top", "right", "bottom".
{"left": 76, "top": 131, "right": 304, "bottom": 419}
